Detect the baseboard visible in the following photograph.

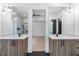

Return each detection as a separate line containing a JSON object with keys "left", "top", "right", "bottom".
{"left": 26, "top": 53, "right": 32, "bottom": 56}
{"left": 45, "top": 53, "right": 50, "bottom": 56}
{"left": 26, "top": 51, "right": 50, "bottom": 56}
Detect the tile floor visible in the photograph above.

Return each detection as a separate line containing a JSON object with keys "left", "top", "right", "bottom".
{"left": 32, "top": 36, "right": 45, "bottom": 51}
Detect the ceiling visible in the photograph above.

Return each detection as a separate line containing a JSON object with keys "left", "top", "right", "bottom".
{"left": 48, "top": 6, "right": 65, "bottom": 14}
{"left": 5, "top": 3, "right": 71, "bottom": 17}
{"left": 12, "top": 3, "right": 50, "bottom": 17}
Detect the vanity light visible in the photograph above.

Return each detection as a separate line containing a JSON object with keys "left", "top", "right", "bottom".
{"left": 67, "top": 7, "right": 72, "bottom": 13}
{"left": 64, "top": 7, "right": 71, "bottom": 14}
{"left": 2, "top": 5, "right": 12, "bottom": 16}
{"left": 67, "top": 3, "right": 72, "bottom": 13}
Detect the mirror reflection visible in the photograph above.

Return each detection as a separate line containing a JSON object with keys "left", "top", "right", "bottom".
{"left": 48, "top": 5, "right": 75, "bottom": 36}
{"left": 0, "top": 5, "right": 28, "bottom": 36}
{"left": 13, "top": 12, "right": 28, "bottom": 35}
{"left": 13, "top": 11, "right": 28, "bottom": 34}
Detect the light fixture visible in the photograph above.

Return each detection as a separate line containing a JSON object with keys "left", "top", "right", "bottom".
{"left": 67, "top": 3, "right": 72, "bottom": 13}
{"left": 62, "top": 4, "right": 72, "bottom": 14}
{"left": 2, "top": 5, "right": 5, "bottom": 16}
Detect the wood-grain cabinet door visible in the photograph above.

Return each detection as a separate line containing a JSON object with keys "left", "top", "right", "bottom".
{"left": 0, "top": 40, "right": 9, "bottom": 56}
{"left": 67, "top": 40, "right": 74, "bottom": 56}
{"left": 10, "top": 39, "right": 28, "bottom": 56}
{"left": 54, "top": 40, "right": 68, "bottom": 56}
{"left": 74, "top": 40, "right": 79, "bottom": 56}
{"left": 0, "top": 39, "right": 28, "bottom": 56}
{"left": 49, "top": 39, "right": 73, "bottom": 56}
{"left": 49, "top": 38, "right": 53, "bottom": 55}
{"left": 49, "top": 39, "right": 62, "bottom": 56}
{"left": 60, "top": 40, "right": 68, "bottom": 56}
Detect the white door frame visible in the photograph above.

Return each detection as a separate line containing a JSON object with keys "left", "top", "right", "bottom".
{"left": 28, "top": 7, "right": 49, "bottom": 53}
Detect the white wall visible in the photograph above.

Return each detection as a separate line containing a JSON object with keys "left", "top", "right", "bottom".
{"left": 3, "top": 8, "right": 13, "bottom": 34}
{"left": 62, "top": 8, "right": 75, "bottom": 35}
{"left": 32, "top": 10, "right": 45, "bottom": 36}
{"left": 74, "top": 5, "right": 79, "bottom": 36}
{"left": 0, "top": 6, "right": 13, "bottom": 35}
{"left": 28, "top": 8, "right": 32, "bottom": 53}
{"left": 75, "top": 5, "right": 79, "bottom": 35}
{"left": 13, "top": 16, "right": 17, "bottom": 34}
{"left": 0, "top": 5, "right": 2, "bottom": 34}
{"left": 32, "top": 21, "right": 45, "bottom": 36}
{"left": 45, "top": 8, "right": 49, "bottom": 53}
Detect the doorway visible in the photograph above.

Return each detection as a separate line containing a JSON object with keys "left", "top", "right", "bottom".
{"left": 32, "top": 9, "right": 46, "bottom": 52}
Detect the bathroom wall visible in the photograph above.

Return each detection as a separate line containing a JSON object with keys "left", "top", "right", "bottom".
{"left": 32, "top": 10, "right": 45, "bottom": 36}
{"left": 58, "top": 5, "right": 79, "bottom": 36}
{"left": 0, "top": 5, "right": 2, "bottom": 34}
{"left": 32, "top": 21, "right": 45, "bottom": 36}
{"left": 62, "top": 7, "right": 75, "bottom": 35}
{"left": 48, "top": 7, "right": 75, "bottom": 35}
{"left": 3, "top": 7, "right": 13, "bottom": 34}
{"left": 0, "top": 6, "right": 13, "bottom": 35}
{"left": 75, "top": 5, "right": 79, "bottom": 35}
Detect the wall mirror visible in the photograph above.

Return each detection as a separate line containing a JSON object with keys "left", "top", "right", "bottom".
{"left": 0, "top": 5, "right": 13, "bottom": 35}
{"left": 12, "top": 11, "right": 28, "bottom": 35}
{"left": 48, "top": 4, "right": 75, "bottom": 36}
{"left": 0, "top": 4, "right": 28, "bottom": 36}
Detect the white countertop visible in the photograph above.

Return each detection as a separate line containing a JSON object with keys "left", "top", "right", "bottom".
{"left": 49, "top": 34, "right": 79, "bottom": 40}
{"left": 0, "top": 34, "right": 28, "bottom": 40}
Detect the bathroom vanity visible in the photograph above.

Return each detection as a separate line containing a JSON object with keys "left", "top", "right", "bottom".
{"left": 0, "top": 34, "right": 28, "bottom": 56}
{"left": 48, "top": 5, "right": 79, "bottom": 56}
{"left": 49, "top": 35, "right": 79, "bottom": 56}
{"left": 0, "top": 5, "right": 29, "bottom": 56}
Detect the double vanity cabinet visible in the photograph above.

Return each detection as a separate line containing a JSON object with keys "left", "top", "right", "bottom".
{"left": 49, "top": 35, "right": 79, "bottom": 56}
